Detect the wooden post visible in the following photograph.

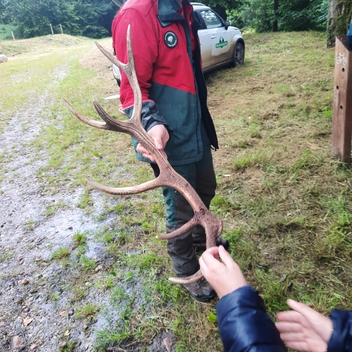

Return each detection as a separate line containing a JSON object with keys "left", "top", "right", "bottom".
{"left": 50, "top": 23, "right": 54, "bottom": 35}
{"left": 332, "top": 36, "right": 352, "bottom": 163}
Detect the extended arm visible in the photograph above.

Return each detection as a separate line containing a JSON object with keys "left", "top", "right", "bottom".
{"left": 200, "top": 247, "right": 287, "bottom": 352}
{"left": 277, "top": 300, "right": 352, "bottom": 352}
{"left": 276, "top": 299, "right": 333, "bottom": 352}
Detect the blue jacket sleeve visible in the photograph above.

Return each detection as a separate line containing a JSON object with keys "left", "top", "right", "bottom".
{"left": 328, "top": 309, "right": 352, "bottom": 352}
{"left": 216, "top": 286, "right": 287, "bottom": 352}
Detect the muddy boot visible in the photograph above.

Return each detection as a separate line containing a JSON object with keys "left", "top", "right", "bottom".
{"left": 180, "top": 277, "right": 216, "bottom": 303}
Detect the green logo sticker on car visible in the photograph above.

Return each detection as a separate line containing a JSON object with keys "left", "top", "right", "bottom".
{"left": 215, "top": 37, "right": 228, "bottom": 48}
{"left": 164, "top": 31, "right": 178, "bottom": 48}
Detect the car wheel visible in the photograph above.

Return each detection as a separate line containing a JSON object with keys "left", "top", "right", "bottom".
{"left": 232, "top": 42, "right": 244, "bottom": 67}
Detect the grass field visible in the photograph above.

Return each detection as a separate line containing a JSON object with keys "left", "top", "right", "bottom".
{"left": 1, "top": 31, "right": 351, "bottom": 352}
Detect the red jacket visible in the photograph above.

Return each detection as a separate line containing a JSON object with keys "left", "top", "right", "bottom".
{"left": 112, "top": 0, "right": 218, "bottom": 165}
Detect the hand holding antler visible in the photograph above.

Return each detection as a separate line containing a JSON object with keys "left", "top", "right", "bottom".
{"left": 136, "top": 124, "right": 169, "bottom": 161}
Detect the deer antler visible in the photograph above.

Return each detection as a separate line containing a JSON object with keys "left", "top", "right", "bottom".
{"left": 64, "top": 26, "right": 224, "bottom": 284}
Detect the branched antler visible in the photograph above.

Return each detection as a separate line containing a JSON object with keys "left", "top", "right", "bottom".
{"left": 64, "top": 26, "right": 224, "bottom": 284}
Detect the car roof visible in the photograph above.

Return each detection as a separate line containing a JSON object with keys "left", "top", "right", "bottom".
{"left": 190, "top": 2, "right": 210, "bottom": 11}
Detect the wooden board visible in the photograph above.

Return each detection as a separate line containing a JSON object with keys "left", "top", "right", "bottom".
{"left": 331, "top": 36, "right": 352, "bottom": 163}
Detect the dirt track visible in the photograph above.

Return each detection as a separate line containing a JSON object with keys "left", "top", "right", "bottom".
{"left": 0, "top": 40, "right": 176, "bottom": 352}
{"left": 0, "top": 61, "right": 111, "bottom": 351}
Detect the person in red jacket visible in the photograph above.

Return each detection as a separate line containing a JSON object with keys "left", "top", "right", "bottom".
{"left": 200, "top": 246, "right": 352, "bottom": 352}
{"left": 112, "top": 0, "right": 218, "bottom": 302}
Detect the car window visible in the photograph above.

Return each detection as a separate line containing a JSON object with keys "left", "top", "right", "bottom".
{"left": 193, "top": 11, "right": 207, "bottom": 30}
{"left": 199, "top": 9, "right": 222, "bottom": 29}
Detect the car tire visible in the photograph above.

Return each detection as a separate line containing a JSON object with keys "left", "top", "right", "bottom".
{"left": 232, "top": 41, "right": 244, "bottom": 67}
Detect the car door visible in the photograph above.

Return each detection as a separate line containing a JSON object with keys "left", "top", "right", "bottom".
{"left": 198, "top": 9, "right": 232, "bottom": 67}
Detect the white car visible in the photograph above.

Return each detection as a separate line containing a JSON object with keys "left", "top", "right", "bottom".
{"left": 112, "top": 62, "right": 121, "bottom": 86}
{"left": 112, "top": 3, "right": 245, "bottom": 84}
{"left": 191, "top": 2, "right": 245, "bottom": 73}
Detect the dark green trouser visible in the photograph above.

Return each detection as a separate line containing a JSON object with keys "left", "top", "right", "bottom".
{"left": 151, "top": 147, "right": 216, "bottom": 277}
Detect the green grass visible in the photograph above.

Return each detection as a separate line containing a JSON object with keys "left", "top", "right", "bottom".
{"left": 0, "top": 252, "right": 13, "bottom": 263}
{"left": 74, "top": 303, "right": 100, "bottom": 320}
{"left": 0, "top": 36, "right": 92, "bottom": 133}
{"left": 51, "top": 247, "right": 71, "bottom": 260}
{"left": 1, "top": 31, "right": 352, "bottom": 351}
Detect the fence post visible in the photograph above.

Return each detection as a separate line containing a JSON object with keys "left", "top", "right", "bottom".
{"left": 50, "top": 23, "right": 54, "bottom": 35}
{"left": 331, "top": 36, "right": 352, "bottom": 163}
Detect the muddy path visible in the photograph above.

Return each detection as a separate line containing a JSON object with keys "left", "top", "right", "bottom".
{"left": 0, "top": 39, "right": 177, "bottom": 352}
{"left": 0, "top": 63, "right": 103, "bottom": 351}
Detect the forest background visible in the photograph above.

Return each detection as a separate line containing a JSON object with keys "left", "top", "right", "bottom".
{"left": 0, "top": 0, "right": 351, "bottom": 45}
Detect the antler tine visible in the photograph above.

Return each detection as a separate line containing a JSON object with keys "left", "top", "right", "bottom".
{"left": 94, "top": 41, "right": 130, "bottom": 77}
{"left": 63, "top": 98, "right": 107, "bottom": 130}
{"left": 66, "top": 26, "right": 225, "bottom": 285}
{"left": 95, "top": 25, "right": 142, "bottom": 128}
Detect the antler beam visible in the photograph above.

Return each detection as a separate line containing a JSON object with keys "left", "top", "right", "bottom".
{"left": 64, "top": 26, "right": 224, "bottom": 284}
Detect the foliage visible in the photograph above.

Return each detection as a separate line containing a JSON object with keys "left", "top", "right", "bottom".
{"left": 227, "top": 8, "right": 246, "bottom": 29}
{"left": 239, "top": 0, "right": 276, "bottom": 32}
{"left": 0, "top": 0, "right": 337, "bottom": 38}
{"left": 238, "top": 0, "right": 329, "bottom": 32}
{"left": 0, "top": 0, "right": 6, "bottom": 23}
{"left": 279, "top": 0, "right": 330, "bottom": 31}
{"left": 202, "top": 0, "right": 243, "bottom": 20}
{"left": 0, "top": 23, "right": 16, "bottom": 41}
{"left": 198, "top": 0, "right": 330, "bottom": 33}
{"left": 0, "top": 0, "right": 117, "bottom": 39}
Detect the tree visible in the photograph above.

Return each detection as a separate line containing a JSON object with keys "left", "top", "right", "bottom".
{"left": 2, "top": 0, "right": 117, "bottom": 39}
{"left": 326, "top": 0, "right": 352, "bottom": 47}
{"left": 239, "top": 0, "right": 277, "bottom": 32}
{"left": 0, "top": 0, "right": 5, "bottom": 24}
{"left": 273, "top": 0, "right": 279, "bottom": 31}
{"left": 71, "top": 0, "right": 116, "bottom": 38}
{"left": 201, "top": 0, "right": 243, "bottom": 20}
{"left": 237, "top": 0, "right": 328, "bottom": 33}
{"left": 279, "top": 0, "right": 329, "bottom": 31}
{"left": 0, "top": 0, "right": 11, "bottom": 24}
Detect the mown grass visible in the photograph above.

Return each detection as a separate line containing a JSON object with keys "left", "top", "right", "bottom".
{"left": 0, "top": 35, "right": 92, "bottom": 133}
{"left": 206, "top": 31, "right": 352, "bottom": 321}
{"left": 1, "top": 31, "right": 352, "bottom": 351}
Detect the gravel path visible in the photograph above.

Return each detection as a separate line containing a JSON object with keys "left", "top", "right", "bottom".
{"left": 0, "top": 64, "right": 113, "bottom": 352}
